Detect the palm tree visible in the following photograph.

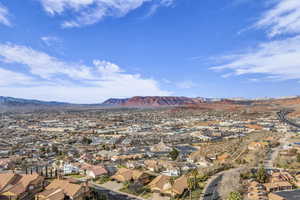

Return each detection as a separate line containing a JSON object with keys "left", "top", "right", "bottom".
{"left": 50, "top": 168, "right": 53, "bottom": 178}
{"left": 187, "top": 169, "right": 199, "bottom": 200}
{"left": 187, "top": 177, "right": 193, "bottom": 200}
{"left": 45, "top": 166, "right": 48, "bottom": 178}
{"left": 191, "top": 169, "right": 199, "bottom": 190}
{"left": 169, "top": 177, "right": 175, "bottom": 200}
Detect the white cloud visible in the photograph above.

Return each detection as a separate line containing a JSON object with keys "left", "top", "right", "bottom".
{"left": 0, "top": 43, "right": 93, "bottom": 80}
{"left": 41, "top": 36, "right": 62, "bottom": 47}
{"left": 160, "top": 0, "right": 174, "bottom": 7}
{"left": 40, "top": 0, "right": 94, "bottom": 15}
{"left": 38, "top": 0, "right": 175, "bottom": 27}
{"left": 212, "top": 0, "right": 300, "bottom": 82}
{"left": 0, "top": 3, "right": 11, "bottom": 26}
{"left": 211, "top": 35, "right": 300, "bottom": 81}
{"left": 0, "top": 85, "right": 169, "bottom": 104}
{"left": 144, "top": 0, "right": 173, "bottom": 18}
{"left": 94, "top": 60, "right": 123, "bottom": 74}
{"left": 0, "top": 43, "right": 170, "bottom": 103}
{"left": 0, "top": 68, "right": 33, "bottom": 86}
{"left": 256, "top": 0, "right": 300, "bottom": 37}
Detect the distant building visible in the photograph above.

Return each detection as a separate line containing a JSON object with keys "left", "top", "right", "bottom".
{"left": 150, "top": 139, "right": 172, "bottom": 152}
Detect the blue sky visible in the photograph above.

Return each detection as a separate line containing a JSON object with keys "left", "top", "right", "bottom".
{"left": 0, "top": 0, "right": 300, "bottom": 103}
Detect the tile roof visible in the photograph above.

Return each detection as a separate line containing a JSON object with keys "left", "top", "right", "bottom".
{"left": 46, "top": 179, "right": 83, "bottom": 198}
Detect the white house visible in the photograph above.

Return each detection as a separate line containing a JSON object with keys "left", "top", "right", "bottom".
{"left": 62, "top": 163, "right": 80, "bottom": 175}
{"left": 86, "top": 166, "right": 108, "bottom": 179}
{"left": 162, "top": 167, "right": 180, "bottom": 177}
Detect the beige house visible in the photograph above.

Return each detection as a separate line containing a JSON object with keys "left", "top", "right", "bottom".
{"left": 36, "top": 179, "right": 90, "bottom": 200}
{"left": 268, "top": 192, "right": 286, "bottom": 200}
{"left": 0, "top": 173, "right": 44, "bottom": 200}
{"left": 264, "top": 182, "right": 293, "bottom": 192}
{"left": 148, "top": 175, "right": 188, "bottom": 197}
{"left": 111, "top": 168, "right": 150, "bottom": 184}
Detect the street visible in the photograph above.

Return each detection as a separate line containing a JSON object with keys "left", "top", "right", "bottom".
{"left": 200, "top": 168, "right": 242, "bottom": 200}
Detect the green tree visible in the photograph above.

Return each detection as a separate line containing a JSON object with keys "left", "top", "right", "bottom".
{"left": 169, "top": 148, "right": 179, "bottom": 161}
{"left": 227, "top": 192, "right": 242, "bottom": 200}
{"left": 82, "top": 137, "right": 92, "bottom": 145}
{"left": 187, "top": 170, "right": 198, "bottom": 200}
{"left": 52, "top": 145, "right": 59, "bottom": 154}
{"left": 191, "top": 169, "right": 199, "bottom": 190}
{"left": 40, "top": 147, "right": 46, "bottom": 153}
{"left": 297, "top": 154, "right": 300, "bottom": 163}
{"left": 187, "top": 177, "right": 193, "bottom": 200}
{"left": 256, "top": 165, "right": 267, "bottom": 183}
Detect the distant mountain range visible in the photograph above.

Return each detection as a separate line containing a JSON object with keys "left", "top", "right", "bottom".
{"left": 101, "top": 96, "right": 246, "bottom": 107}
{"left": 0, "top": 95, "right": 299, "bottom": 109}
{"left": 119, "top": 96, "right": 203, "bottom": 107}
{"left": 102, "top": 98, "right": 130, "bottom": 106}
{"left": 0, "top": 96, "right": 70, "bottom": 107}
{"left": 0, "top": 96, "right": 209, "bottom": 108}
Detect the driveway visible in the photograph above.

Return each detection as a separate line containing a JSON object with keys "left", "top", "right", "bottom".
{"left": 150, "top": 193, "right": 170, "bottom": 200}
{"left": 93, "top": 181, "right": 147, "bottom": 200}
{"left": 264, "top": 133, "right": 291, "bottom": 169}
{"left": 100, "top": 181, "right": 123, "bottom": 191}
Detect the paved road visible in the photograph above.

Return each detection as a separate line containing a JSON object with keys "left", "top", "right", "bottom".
{"left": 200, "top": 168, "right": 242, "bottom": 200}
{"left": 200, "top": 110, "right": 297, "bottom": 200}
{"left": 277, "top": 110, "right": 300, "bottom": 129}
{"left": 90, "top": 182, "right": 145, "bottom": 200}
{"left": 264, "top": 134, "right": 291, "bottom": 169}
{"left": 262, "top": 109, "right": 300, "bottom": 168}
{"left": 202, "top": 175, "right": 222, "bottom": 200}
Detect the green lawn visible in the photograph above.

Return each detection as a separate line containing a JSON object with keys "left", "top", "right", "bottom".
{"left": 120, "top": 184, "right": 152, "bottom": 198}
{"left": 95, "top": 175, "right": 110, "bottom": 184}
{"left": 181, "top": 188, "right": 203, "bottom": 200}
{"left": 67, "top": 174, "right": 86, "bottom": 179}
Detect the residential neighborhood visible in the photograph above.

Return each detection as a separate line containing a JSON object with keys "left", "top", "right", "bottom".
{"left": 1, "top": 98, "right": 300, "bottom": 200}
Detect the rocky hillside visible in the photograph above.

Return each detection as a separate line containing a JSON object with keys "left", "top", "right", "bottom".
{"left": 102, "top": 98, "right": 130, "bottom": 106}
{"left": 101, "top": 96, "right": 203, "bottom": 107}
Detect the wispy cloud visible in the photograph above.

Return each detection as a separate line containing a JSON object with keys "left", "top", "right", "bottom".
{"left": 0, "top": 43, "right": 170, "bottom": 103}
{"left": 41, "top": 36, "right": 62, "bottom": 47}
{"left": 0, "top": 3, "right": 11, "bottom": 26}
{"left": 255, "top": 0, "right": 300, "bottom": 37}
{"left": 38, "top": 0, "right": 175, "bottom": 28}
{"left": 0, "top": 43, "right": 93, "bottom": 80}
{"left": 211, "top": 0, "right": 300, "bottom": 82}
{"left": 211, "top": 35, "right": 300, "bottom": 81}
{"left": 144, "top": 0, "right": 174, "bottom": 18}
{"left": 0, "top": 68, "right": 33, "bottom": 86}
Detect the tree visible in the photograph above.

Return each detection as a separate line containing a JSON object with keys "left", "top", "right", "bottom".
{"left": 187, "top": 177, "right": 193, "bottom": 200}
{"left": 52, "top": 145, "right": 59, "bottom": 154}
{"left": 296, "top": 154, "right": 300, "bottom": 163}
{"left": 219, "top": 171, "right": 242, "bottom": 200}
{"left": 82, "top": 137, "right": 92, "bottom": 145}
{"left": 40, "top": 147, "right": 46, "bottom": 153}
{"left": 169, "top": 177, "right": 176, "bottom": 199}
{"left": 227, "top": 192, "right": 242, "bottom": 200}
{"left": 128, "top": 182, "right": 144, "bottom": 195}
{"left": 169, "top": 148, "right": 179, "bottom": 161}
{"left": 190, "top": 169, "right": 199, "bottom": 190}
{"left": 256, "top": 165, "right": 267, "bottom": 183}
